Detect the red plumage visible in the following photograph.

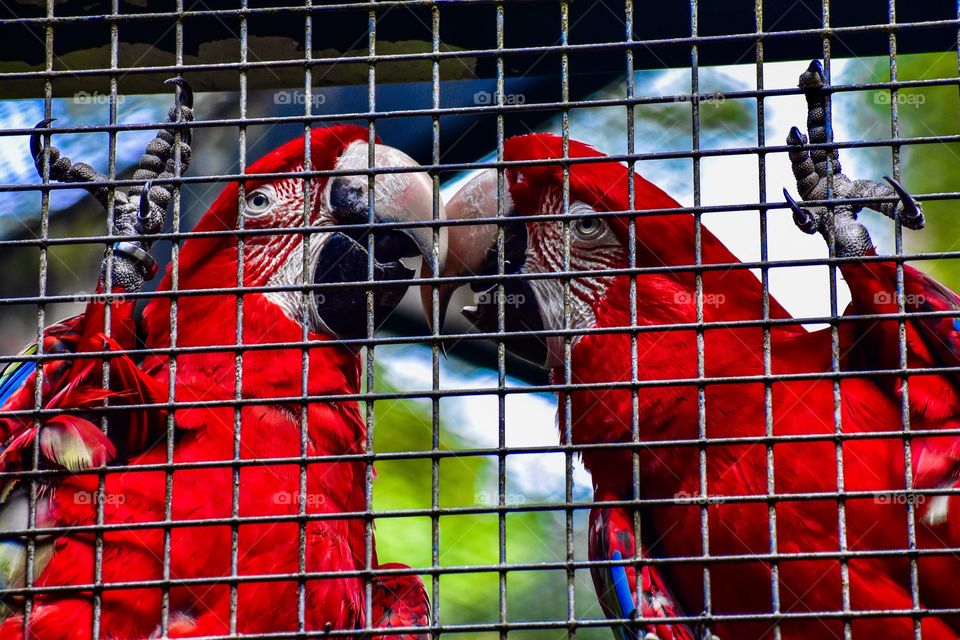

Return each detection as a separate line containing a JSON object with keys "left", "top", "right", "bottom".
{"left": 0, "top": 125, "right": 428, "bottom": 639}
{"left": 500, "top": 134, "right": 960, "bottom": 639}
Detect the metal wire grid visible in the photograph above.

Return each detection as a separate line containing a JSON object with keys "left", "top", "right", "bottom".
{"left": 0, "top": 1, "right": 958, "bottom": 639}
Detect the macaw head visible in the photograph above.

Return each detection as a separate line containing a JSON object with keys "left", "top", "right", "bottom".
{"left": 425, "top": 133, "right": 683, "bottom": 369}
{"left": 171, "top": 124, "right": 445, "bottom": 339}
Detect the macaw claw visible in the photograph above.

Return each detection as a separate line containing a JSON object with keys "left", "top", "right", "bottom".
{"left": 29, "top": 79, "right": 195, "bottom": 293}
{"left": 783, "top": 189, "right": 818, "bottom": 235}
{"left": 785, "top": 60, "right": 925, "bottom": 257}
{"left": 786, "top": 125, "right": 806, "bottom": 147}
{"left": 798, "top": 59, "right": 826, "bottom": 90}
{"left": 883, "top": 176, "right": 925, "bottom": 230}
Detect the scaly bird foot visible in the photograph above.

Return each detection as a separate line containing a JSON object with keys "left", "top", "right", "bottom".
{"left": 30, "top": 78, "right": 195, "bottom": 292}
{"left": 784, "top": 60, "right": 925, "bottom": 257}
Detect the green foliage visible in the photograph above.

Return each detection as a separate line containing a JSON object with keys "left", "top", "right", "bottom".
{"left": 856, "top": 53, "right": 960, "bottom": 287}
{"left": 370, "top": 370, "right": 606, "bottom": 640}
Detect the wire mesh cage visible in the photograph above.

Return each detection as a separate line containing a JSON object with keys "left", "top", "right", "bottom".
{"left": 1, "top": 1, "right": 959, "bottom": 639}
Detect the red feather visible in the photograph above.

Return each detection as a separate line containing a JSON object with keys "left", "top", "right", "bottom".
{"left": 371, "top": 563, "right": 430, "bottom": 640}
{"left": 37, "top": 414, "right": 116, "bottom": 471}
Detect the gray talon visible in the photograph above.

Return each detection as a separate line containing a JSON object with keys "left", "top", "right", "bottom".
{"left": 163, "top": 77, "right": 193, "bottom": 147}
{"left": 883, "top": 176, "right": 925, "bottom": 230}
{"left": 799, "top": 59, "right": 826, "bottom": 90}
{"left": 786, "top": 126, "right": 806, "bottom": 147}
{"left": 30, "top": 118, "right": 57, "bottom": 170}
{"left": 164, "top": 76, "right": 193, "bottom": 110}
{"left": 783, "top": 189, "right": 818, "bottom": 234}
{"left": 138, "top": 179, "right": 153, "bottom": 222}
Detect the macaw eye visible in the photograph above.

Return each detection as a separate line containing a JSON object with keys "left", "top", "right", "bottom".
{"left": 245, "top": 190, "right": 274, "bottom": 216}
{"left": 572, "top": 216, "right": 604, "bottom": 240}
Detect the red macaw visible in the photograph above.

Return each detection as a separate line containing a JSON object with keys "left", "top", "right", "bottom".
{"left": 0, "top": 82, "right": 441, "bottom": 639}
{"left": 423, "top": 170, "right": 696, "bottom": 640}
{"left": 429, "top": 60, "right": 960, "bottom": 639}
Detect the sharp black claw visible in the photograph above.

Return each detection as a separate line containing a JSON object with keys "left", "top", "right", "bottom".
{"left": 783, "top": 189, "right": 818, "bottom": 234}
{"left": 164, "top": 76, "right": 193, "bottom": 110}
{"left": 164, "top": 77, "right": 193, "bottom": 147}
{"left": 31, "top": 118, "right": 57, "bottom": 171}
{"left": 799, "top": 59, "right": 826, "bottom": 92}
{"left": 786, "top": 126, "right": 805, "bottom": 146}
{"left": 882, "top": 176, "right": 925, "bottom": 230}
{"left": 139, "top": 179, "right": 153, "bottom": 221}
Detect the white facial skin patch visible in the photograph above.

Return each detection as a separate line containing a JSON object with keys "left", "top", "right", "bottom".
{"left": 250, "top": 141, "right": 444, "bottom": 331}
{"left": 523, "top": 194, "right": 627, "bottom": 365}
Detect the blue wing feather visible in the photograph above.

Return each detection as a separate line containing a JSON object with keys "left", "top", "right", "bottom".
{"left": 611, "top": 550, "right": 638, "bottom": 620}
{"left": 0, "top": 345, "right": 37, "bottom": 407}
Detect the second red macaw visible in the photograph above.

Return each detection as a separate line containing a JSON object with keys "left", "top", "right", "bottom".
{"left": 429, "top": 60, "right": 960, "bottom": 639}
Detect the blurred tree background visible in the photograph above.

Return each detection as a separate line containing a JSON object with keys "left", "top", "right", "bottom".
{"left": 371, "top": 371, "right": 605, "bottom": 640}
{"left": 862, "top": 52, "right": 960, "bottom": 288}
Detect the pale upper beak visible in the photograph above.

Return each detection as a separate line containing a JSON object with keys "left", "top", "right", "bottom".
{"left": 326, "top": 140, "right": 447, "bottom": 274}
{"left": 420, "top": 169, "right": 509, "bottom": 331}
{"left": 416, "top": 168, "right": 559, "bottom": 369}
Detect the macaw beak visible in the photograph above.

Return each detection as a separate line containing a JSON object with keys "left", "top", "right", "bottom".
{"left": 421, "top": 169, "right": 500, "bottom": 333}
{"left": 311, "top": 141, "right": 446, "bottom": 339}
{"left": 422, "top": 169, "right": 562, "bottom": 369}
